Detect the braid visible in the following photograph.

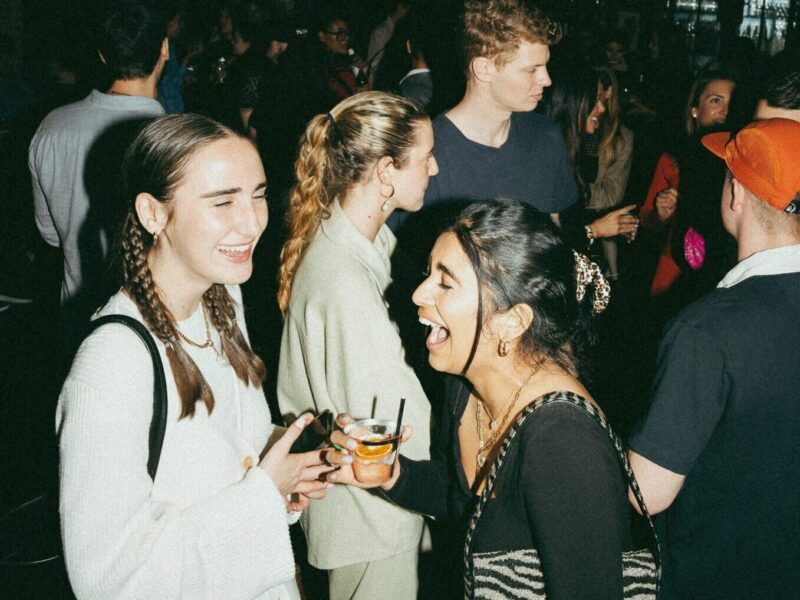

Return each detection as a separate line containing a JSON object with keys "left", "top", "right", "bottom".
{"left": 203, "top": 284, "right": 266, "bottom": 387}
{"left": 121, "top": 214, "right": 214, "bottom": 419}
{"left": 277, "top": 114, "right": 333, "bottom": 314}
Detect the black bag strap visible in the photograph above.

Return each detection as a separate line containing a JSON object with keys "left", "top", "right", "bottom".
{"left": 464, "top": 390, "right": 661, "bottom": 597}
{"left": 87, "top": 315, "right": 168, "bottom": 481}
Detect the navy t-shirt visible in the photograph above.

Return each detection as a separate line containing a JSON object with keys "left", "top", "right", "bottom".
{"left": 390, "top": 110, "right": 577, "bottom": 262}
{"left": 629, "top": 272, "right": 800, "bottom": 599}
{"left": 424, "top": 110, "right": 577, "bottom": 210}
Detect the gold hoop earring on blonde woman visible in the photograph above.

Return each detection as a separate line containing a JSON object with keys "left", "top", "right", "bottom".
{"left": 498, "top": 340, "right": 510, "bottom": 357}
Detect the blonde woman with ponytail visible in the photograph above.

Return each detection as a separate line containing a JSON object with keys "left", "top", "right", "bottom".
{"left": 277, "top": 91, "right": 438, "bottom": 600}
{"left": 57, "top": 114, "right": 333, "bottom": 600}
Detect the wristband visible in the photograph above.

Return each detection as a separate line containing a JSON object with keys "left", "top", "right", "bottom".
{"left": 584, "top": 224, "right": 595, "bottom": 246}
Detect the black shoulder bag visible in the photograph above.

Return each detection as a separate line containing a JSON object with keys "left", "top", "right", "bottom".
{"left": 464, "top": 390, "right": 660, "bottom": 600}
{"left": 0, "top": 315, "right": 168, "bottom": 596}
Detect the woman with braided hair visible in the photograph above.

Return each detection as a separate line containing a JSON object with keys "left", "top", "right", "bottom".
{"left": 276, "top": 91, "right": 437, "bottom": 600}
{"left": 56, "top": 113, "right": 332, "bottom": 600}
{"left": 328, "top": 199, "right": 636, "bottom": 598}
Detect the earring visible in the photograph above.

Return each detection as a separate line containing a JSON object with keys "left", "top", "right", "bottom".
{"left": 498, "top": 340, "right": 509, "bottom": 357}
{"left": 381, "top": 200, "right": 391, "bottom": 212}
{"left": 152, "top": 230, "right": 160, "bottom": 245}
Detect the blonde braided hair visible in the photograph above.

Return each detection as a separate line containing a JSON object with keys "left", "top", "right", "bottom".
{"left": 278, "top": 91, "right": 428, "bottom": 314}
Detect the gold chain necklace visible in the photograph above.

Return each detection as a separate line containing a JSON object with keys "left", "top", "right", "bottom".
{"left": 175, "top": 307, "right": 215, "bottom": 351}
{"left": 475, "top": 368, "right": 538, "bottom": 470}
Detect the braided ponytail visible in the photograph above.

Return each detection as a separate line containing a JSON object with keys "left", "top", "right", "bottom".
{"left": 277, "top": 114, "right": 334, "bottom": 313}
{"left": 277, "top": 91, "right": 428, "bottom": 314}
{"left": 204, "top": 284, "right": 266, "bottom": 387}
{"left": 120, "top": 213, "right": 214, "bottom": 418}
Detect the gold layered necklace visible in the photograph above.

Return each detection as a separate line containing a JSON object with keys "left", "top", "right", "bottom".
{"left": 475, "top": 368, "right": 538, "bottom": 470}
{"left": 175, "top": 307, "right": 216, "bottom": 352}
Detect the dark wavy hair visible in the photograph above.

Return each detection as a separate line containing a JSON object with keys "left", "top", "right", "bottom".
{"left": 449, "top": 198, "right": 596, "bottom": 378}
{"left": 95, "top": 0, "right": 166, "bottom": 81}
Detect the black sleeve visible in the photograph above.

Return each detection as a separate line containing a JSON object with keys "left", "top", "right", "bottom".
{"left": 519, "top": 404, "right": 628, "bottom": 600}
{"left": 383, "top": 375, "right": 462, "bottom": 521}
{"left": 629, "top": 318, "right": 728, "bottom": 475}
{"left": 558, "top": 200, "right": 591, "bottom": 253}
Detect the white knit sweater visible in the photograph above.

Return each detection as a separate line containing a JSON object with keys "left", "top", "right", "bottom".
{"left": 56, "top": 287, "right": 300, "bottom": 600}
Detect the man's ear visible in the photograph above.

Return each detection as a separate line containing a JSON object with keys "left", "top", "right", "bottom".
{"left": 135, "top": 193, "right": 168, "bottom": 237}
{"left": 471, "top": 56, "right": 494, "bottom": 83}
{"left": 730, "top": 177, "right": 748, "bottom": 213}
{"left": 493, "top": 303, "right": 534, "bottom": 344}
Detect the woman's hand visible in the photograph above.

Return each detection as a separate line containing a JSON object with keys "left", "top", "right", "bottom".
{"left": 589, "top": 204, "right": 639, "bottom": 241}
{"left": 259, "top": 415, "right": 336, "bottom": 498}
{"left": 654, "top": 188, "right": 678, "bottom": 224}
{"left": 324, "top": 414, "right": 412, "bottom": 491}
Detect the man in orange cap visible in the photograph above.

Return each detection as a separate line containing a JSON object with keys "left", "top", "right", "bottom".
{"left": 627, "top": 118, "right": 800, "bottom": 599}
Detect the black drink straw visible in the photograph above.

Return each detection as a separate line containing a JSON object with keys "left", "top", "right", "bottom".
{"left": 393, "top": 398, "right": 406, "bottom": 449}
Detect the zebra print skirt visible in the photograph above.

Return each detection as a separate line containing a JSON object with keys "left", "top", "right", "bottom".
{"left": 470, "top": 547, "right": 657, "bottom": 599}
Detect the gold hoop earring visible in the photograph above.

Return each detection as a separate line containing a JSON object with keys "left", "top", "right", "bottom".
{"left": 152, "top": 230, "right": 160, "bottom": 245}
{"left": 498, "top": 340, "right": 510, "bottom": 357}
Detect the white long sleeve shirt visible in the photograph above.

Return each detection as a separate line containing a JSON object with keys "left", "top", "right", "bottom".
{"left": 57, "top": 286, "right": 300, "bottom": 600}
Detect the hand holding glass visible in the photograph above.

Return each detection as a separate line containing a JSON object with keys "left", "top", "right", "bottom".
{"left": 325, "top": 414, "right": 412, "bottom": 489}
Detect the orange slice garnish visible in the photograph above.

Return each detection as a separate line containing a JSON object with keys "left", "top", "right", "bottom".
{"left": 355, "top": 442, "right": 393, "bottom": 459}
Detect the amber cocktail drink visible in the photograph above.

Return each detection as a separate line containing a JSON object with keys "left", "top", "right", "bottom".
{"left": 343, "top": 419, "right": 398, "bottom": 484}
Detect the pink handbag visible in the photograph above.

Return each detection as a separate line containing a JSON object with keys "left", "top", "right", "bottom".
{"left": 684, "top": 227, "right": 706, "bottom": 270}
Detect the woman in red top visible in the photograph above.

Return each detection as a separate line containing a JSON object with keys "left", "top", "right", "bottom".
{"left": 639, "top": 72, "right": 735, "bottom": 296}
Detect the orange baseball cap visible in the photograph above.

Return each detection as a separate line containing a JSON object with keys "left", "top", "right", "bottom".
{"left": 702, "top": 118, "right": 800, "bottom": 214}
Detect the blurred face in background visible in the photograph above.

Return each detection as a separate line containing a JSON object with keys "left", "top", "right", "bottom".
{"left": 605, "top": 40, "right": 626, "bottom": 68}
{"left": 232, "top": 31, "right": 250, "bottom": 56}
{"left": 693, "top": 79, "right": 735, "bottom": 129}
{"left": 319, "top": 19, "right": 350, "bottom": 55}
{"left": 585, "top": 81, "right": 607, "bottom": 135}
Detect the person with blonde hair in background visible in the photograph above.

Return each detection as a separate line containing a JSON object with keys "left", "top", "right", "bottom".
{"left": 277, "top": 91, "right": 438, "bottom": 600}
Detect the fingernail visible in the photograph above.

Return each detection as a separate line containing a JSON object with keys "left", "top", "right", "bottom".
{"left": 329, "top": 473, "right": 337, "bottom": 482}
{"left": 346, "top": 440, "right": 357, "bottom": 450}
{"left": 294, "top": 416, "right": 306, "bottom": 429}
{"left": 343, "top": 455, "right": 353, "bottom": 464}
{"left": 326, "top": 482, "right": 334, "bottom": 488}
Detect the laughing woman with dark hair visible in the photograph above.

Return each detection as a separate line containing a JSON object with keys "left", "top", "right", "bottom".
{"left": 328, "top": 199, "right": 649, "bottom": 599}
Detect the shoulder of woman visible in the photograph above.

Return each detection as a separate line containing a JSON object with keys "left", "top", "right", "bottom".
{"left": 66, "top": 317, "right": 155, "bottom": 402}
{"left": 290, "top": 252, "right": 380, "bottom": 312}
{"left": 516, "top": 398, "right": 618, "bottom": 457}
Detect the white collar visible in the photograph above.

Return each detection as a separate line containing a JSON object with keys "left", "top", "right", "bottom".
{"left": 717, "top": 244, "right": 800, "bottom": 288}
{"left": 398, "top": 68, "right": 431, "bottom": 86}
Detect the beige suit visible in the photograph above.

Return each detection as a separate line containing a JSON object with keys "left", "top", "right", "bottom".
{"left": 278, "top": 201, "right": 430, "bottom": 598}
